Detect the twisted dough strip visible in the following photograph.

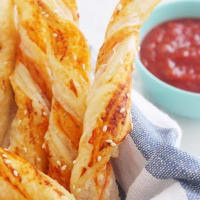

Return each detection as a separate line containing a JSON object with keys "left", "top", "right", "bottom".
{"left": 0, "top": 147, "right": 75, "bottom": 200}
{"left": 0, "top": 0, "right": 17, "bottom": 145}
{"left": 70, "top": 0, "right": 161, "bottom": 199}
{"left": 8, "top": 0, "right": 77, "bottom": 172}
{"left": 35, "top": 0, "right": 91, "bottom": 189}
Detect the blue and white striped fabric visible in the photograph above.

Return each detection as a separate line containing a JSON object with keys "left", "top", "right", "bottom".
{"left": 112, "top": 91, "right": 200, "bottom": 200}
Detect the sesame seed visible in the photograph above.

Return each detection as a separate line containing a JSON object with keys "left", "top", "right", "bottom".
{"left": 54, "top": 9, "right": 59, "bottom": 14}
{"left": 24, "top": 110, "right": 27, "bottom": 115}
{"left": 24, "top": 147, "right": 27, "bottom": 153}
{"left": 73, "top": 160, "right": 76, "bottom": 164}
{"left": 44, "top": 13, "right": 49, "bottom": 17}
{"left": 118, "top": 4, "right": 122, "bottom": 11}
{"left": 82, "top": 64, "right": 86, "bottom": 70}
{"left": 2, "top": 154, "right": 7, "bottom": 158}
{"left": 56, "top": 160, "right": 61, "bottom": 166}
{"left": 103, "top": 125, "right": 107, "bottom": 132}
{"left": 106, "top": 139, "right": 112, "bottom": 144}
{"left": 120, "top": 59, "right": 123, "bottom": 65}
{"left": 111, "top": 142, "right": 117, "bottom": 147}
{"left": 41, "top": 11, "right": 46, "bottom": 15}
{"left": 120, "top": 107, "right": 126, "bottom": 113}
{"left": 127, "top": 93, "right": 130, "bottom": 98}
{"left": 43, "top": 112, "right": 47, "bottom": 116}
{"left": 5, "top": 160, "right": 11, "bottom": 164}
{"left": 4, "top": 61, "right": 8, "bottom": 65}
{"left": 97, "top": 156, "right": 102, "bottom": 162}
{"left": 53, "top": 33, "right": 57, "bottom": 37}
{"left": 74, "top": 55, "right": 77, "bottom": 61}
{"left": 13, "top": 170, "right": 18, "bottom": 177}
{"left": 106, "top": 140, "right": 117, "bottom": 147}
{"left": 18, "top": 120, "right": 22, "bottom": 125}
{"left": 42, "top": 143, "right": 46, "bottom": 149}
{"left": 61, "top": 165, "right": 67, "bottom": 171}
{"left": 73, "top": 185, "right": 76, "bottom": 190}
{"left": 77, "top": 188, "right": 81, "bottom": 193}
{"left": 37, "top": 157, "right": 41, "bottom": 162}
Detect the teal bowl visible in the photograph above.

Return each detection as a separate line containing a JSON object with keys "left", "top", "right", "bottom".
{"left": 135, "top": 0, "right": 200, "bottom": 119}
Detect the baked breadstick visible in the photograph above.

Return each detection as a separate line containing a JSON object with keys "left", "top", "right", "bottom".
{"left": 9, "top": 0, "right": 55, "bottom": 172}
{"left": 26, "top": 0, "right": 91, "bottom": 189}
{"left": 70, "top": 0, "right": 161, "bottom": 199}
{"left": 0, "top": 148, "right": 75, "bottom": 200}
{"left": 0, "top": 0, "right": 16, "bottom": 146}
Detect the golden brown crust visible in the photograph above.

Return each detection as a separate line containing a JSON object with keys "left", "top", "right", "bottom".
{"left": 0, "top": 147, "right": 75, "bottom": 200}
{"left": 8, "top": 0, "right": 53, "bottom": 172}
{"left": 33, "top": 0, "right": 91, "bottom": 189}
{"left": 71, "top": 0, "right": 160, "bottom": 199}
{"left": 0, "top": 0, "right": 17, "bottom": 145}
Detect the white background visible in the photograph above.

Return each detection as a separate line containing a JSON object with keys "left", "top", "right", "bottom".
{"left": 77, "top": 0, "right": 200, "bottom": 157}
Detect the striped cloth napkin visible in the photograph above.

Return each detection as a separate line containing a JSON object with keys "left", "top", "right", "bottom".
{"left": 112, "top": 91, "right": 200, "bottom": 200}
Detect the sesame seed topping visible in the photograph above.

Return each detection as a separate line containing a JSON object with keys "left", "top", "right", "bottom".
{"left": 42, "top": 143, "right": 46, "bottom": 149}
{"left": 74, "top": 55, "right": 77, "bottom": 61}
{"left": 24, "top": 147, "right": 27, "bottom": 152}
{"left": 106, "top": 139, "right": 112, "bottom": 143}
{"left": 82, "top": 64, "right": 86, "bottom": 70}
{"left": 106, "top": 140, "right": 117, "bottom": 147}
{"left": 24, "top": 110, "right": 27, "bottom": 115}
{"left": 120, "top": 59, "right": 123, "bottom": 65}
{"left": 54, "top": 9, "right": 59, "bottom": 14}
{"left": 43, "top": 112, "right": 47, "bottom": 116}
{"left": 73, "top": 185, "right": 76, "bottom": 190}
{"left": 127, "top": 93, "right": 130, "bottom": 98}
{"left": 13, "top": 170, "right": 18, "bottom": 177}
{"left": 44, "top": 13, "right": 49, "bottom": 17}
{"left": 18, "top": 120, "right": 22, "bottom": 125}
{"left": 97, "top": 156, "right": 102, "bottom": 162}
{"left": 5, "top": 160, "right": 11, "bottom": 164}
{"left": 56, "top": 160, "right": 61, "bottom": 166}
{"left": 37, "top": 157, "right": 41, "bottom": 162}
{"left": 103, "top": 125, "right": 107, "bottom": 132}
{"left": 111, "top": 142, "right": 117, "bottom": 147}
{"left": 41, "top": 11, "right": 46, "bottom": 15}
{"left": 73, "top": 160, "right": 76, "bottom": 164}
{"left": 4, "top": 61, "right": 8, "bottom": 65}
{"left": 2, "top": 154, "right": 7, "bottom": 158}
{"left": 53, "top": 33, "right": 57, "bottom": 37}
{"left": 118, "top": 4, "right": 122, "bottom": 10}
{"left": 120, "top": 107, "right": 126, "bottom": 113}
{"left": 61, "top": 165, "right": 67, "bottom": 171}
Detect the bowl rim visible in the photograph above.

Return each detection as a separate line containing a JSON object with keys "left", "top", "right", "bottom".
{"left": 136, "top": 0, "right": 200, "bottom": 98}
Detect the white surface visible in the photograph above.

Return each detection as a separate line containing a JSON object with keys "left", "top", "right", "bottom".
{"left": 77, "top": 0, "right": 200, "bottom": 156}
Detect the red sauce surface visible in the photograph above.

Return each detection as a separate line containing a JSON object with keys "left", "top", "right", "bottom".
{"left": 140, "top": 19, "right": 200, "bottom": 93}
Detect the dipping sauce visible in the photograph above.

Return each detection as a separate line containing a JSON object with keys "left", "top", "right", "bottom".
{"left": 140, "top": 19, "right": 200, "bottom": 93}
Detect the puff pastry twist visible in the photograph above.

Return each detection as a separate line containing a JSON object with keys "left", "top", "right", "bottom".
{"left": 9, "top": 0, "right": 54, "bottom": 173}
{"left": 0, "top": 0, "right": 16, "bottom": 146}
{"left": 0, "top": 148, "right": 75, "bottom": 200}
{"left": 70, "top": 0, "right": 160, "bottom": 199}
{"left": 39, "top": 0, "right": 92, "bottom": 189}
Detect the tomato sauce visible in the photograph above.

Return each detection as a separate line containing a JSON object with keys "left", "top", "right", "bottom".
{"left": 140, "top": 19, "right": 200, "bottom": 93}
